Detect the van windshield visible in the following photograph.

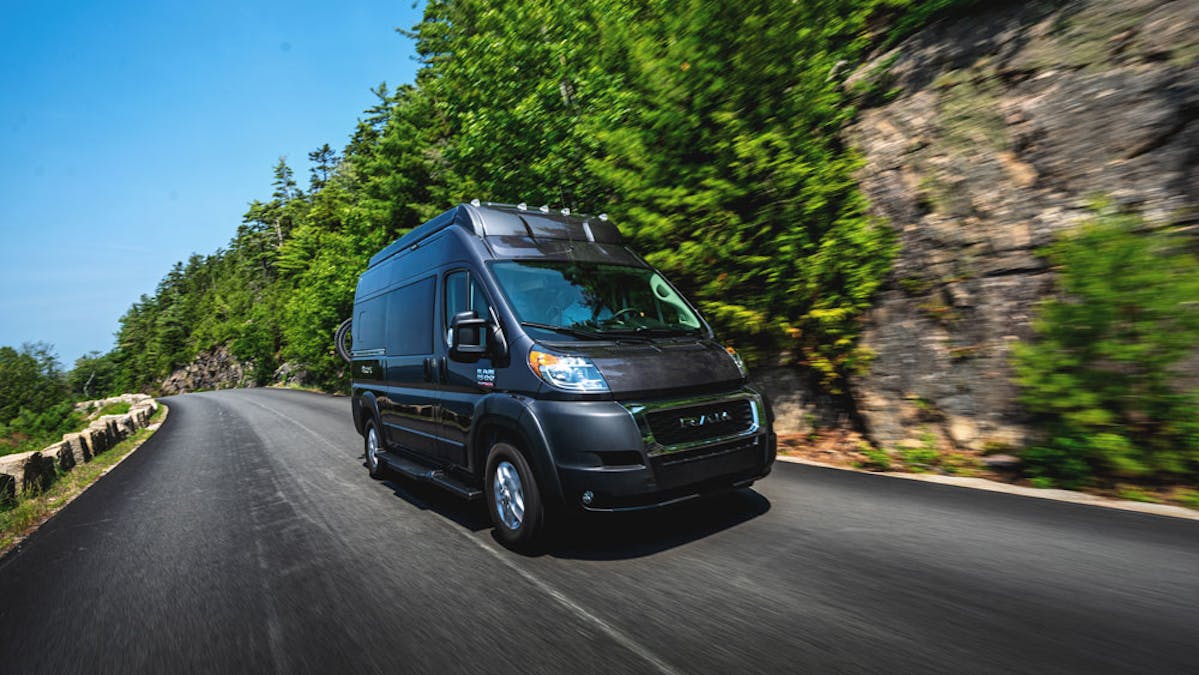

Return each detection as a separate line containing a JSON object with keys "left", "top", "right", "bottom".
{"left": 491, "top": 261, "right": 704, "bottom": 338}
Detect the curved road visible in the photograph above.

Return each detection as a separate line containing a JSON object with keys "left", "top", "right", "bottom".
{"left": 1, "top": 388, "right": 1196, "bottom": 673}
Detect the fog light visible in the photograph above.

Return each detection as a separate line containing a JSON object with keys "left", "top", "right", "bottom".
{"left": 581, "top": 490, "right": 594, "bottom": 506}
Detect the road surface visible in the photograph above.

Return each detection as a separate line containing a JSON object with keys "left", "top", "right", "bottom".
{"left": 1, "top": 388, "right": 1196, "bottom": 673}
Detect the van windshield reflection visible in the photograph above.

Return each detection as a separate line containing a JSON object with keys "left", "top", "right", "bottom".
{"left": 492, "top": 261, "right": 704, "bottom": 339}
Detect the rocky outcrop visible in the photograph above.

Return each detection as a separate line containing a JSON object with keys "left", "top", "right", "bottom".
{"left": 844, "top": 0, "right": 1197, "bottom": 451}
{"left": 751, "top": 367, "right": 852, "bottom": 436}
{"left": 160, "top": 345, "right": 255, "bottom": 395}
{"left": 273, "top": 361, "right": 310, "bottom": 388}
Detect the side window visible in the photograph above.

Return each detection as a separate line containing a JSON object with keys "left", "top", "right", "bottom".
{"left": 444, "top": 270, "right": 492, "bottom": 332}
{"left": 445, "top": 271, "right": 468, "bottom": 327}
{"left": 354, "top": 295, "right": 387, "bottom": 352}
{"left": 386, "top": 276, "right": 435, "bottom": 356}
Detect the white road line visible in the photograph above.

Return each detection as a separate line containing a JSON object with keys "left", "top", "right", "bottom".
{"left": 235, "top": 390, "right": 682, "bottom": 672}
{"left": 232, "top": 393, "right": 348, "bottom": 455}
{"left": 454, "top": 529, "right": 683, "bottom": 675}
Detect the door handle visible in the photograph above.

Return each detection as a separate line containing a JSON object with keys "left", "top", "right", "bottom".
{"left": 439, "top": 356, "right": 448, "bottom": 384}
{"left": 423, "top": 357, "right": 433, "bottom": 382}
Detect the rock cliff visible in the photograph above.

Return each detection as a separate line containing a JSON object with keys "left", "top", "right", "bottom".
{"left": 160, "top": 345, "right": 255, "bottom": 395}
{"left": 844, "top": 0, "right": 1197, "bottom": 451}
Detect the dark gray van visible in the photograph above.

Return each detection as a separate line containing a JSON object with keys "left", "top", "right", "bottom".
{"left": 349, "top": 201, "right": 775, "bottom": 548}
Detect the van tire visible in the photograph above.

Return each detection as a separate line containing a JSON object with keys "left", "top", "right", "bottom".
{"left": 364, "top": 420, "right": 386, "bottom": 479}
{"left": 485, "top": 442, "right": 545, "bottom": 551}
{"left": 335, "top": 318, "right": 353, "bottom": 363}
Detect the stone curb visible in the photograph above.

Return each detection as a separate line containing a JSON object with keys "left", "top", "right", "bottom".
{"left": 0, "top": 405, "right": 168, "bottom": 558}
{"left": 1, "top": 396, "right": 160, "bottom": 505}
{"left": 776, "top": 455, "right": 1199, "bottom": 521}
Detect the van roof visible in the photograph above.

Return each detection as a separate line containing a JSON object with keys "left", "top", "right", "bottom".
{"left": 367, "top": 202, "right": 624, "bottom": 269}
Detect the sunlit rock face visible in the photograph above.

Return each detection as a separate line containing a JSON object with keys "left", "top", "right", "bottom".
{"left": 160, "top": 345, "right": 255, "bottom": 395}
{"left": 845, "top": 0, "right": 1198, "bottom": 451}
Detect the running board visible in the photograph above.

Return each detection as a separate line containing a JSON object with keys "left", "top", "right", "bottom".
{"left": 377, "top": 451, "right": 484, "bottom": 501}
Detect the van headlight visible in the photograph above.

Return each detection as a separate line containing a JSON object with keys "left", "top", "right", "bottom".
{"left": 528, "top": 347, "right": 609, "bottom": 392}
{"left": 725, "top": 345, "right": 748, "bottom": 378}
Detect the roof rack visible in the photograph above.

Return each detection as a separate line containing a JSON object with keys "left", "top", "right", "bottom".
{"left": 367, "top": 201, "right": 623, "bottom": 269}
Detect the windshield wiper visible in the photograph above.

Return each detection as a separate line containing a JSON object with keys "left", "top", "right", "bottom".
{"left": 608, "top": 326, "right": 704, "bottom": 339}
{"left": 520, "top": 321, "right": 657, "bottom": 343}
{"left": 519, "top": 321, "right": 610, "bottom": 341}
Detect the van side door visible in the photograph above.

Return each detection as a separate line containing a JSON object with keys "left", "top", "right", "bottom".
{"left": 436, "top": 268, "right": 496, "bottom": 468}
{"left": 379, "top": 275, "right": 440, "bottom": 459}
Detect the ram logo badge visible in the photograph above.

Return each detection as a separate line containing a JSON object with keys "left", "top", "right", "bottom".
{"left": 678, "top": 410, "right": 731, "bottom": 428}
{"left": 476, "top": 367, "right": 495, "bottom": 389}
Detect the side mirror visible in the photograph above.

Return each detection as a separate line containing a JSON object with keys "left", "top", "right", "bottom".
{"left": 449, "top": 310, "right": 487, "bottom": 361}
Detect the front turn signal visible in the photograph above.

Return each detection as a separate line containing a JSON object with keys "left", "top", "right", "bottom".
{"left": 528, "top": 347, "right": 609, "bottom": 392}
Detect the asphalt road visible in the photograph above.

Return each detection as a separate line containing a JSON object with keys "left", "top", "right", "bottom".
{"left": 1, "top": 388, "right": 1196, "bottom": 673}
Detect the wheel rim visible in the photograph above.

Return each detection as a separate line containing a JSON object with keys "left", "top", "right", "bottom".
{"left": 493, "top": 460, "right": 525, "bottom": 530}
{"left": 366, "top": 427, "right": 379, "bottom": 472}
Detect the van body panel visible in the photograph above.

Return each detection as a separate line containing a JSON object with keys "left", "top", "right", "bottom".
{"left": 380, "top": 359, "right": 438, "bottom": 456}
{"left": 459, "top": 394, "right": 567, "bottom": 503}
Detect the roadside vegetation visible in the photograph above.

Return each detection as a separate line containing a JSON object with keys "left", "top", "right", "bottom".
{"left": 812, "top": 208, "right": 1199, "bottom": 507}
{"left": 1012, "top": 209, "right": 1199, "bottom": 492}
{"left": 0, "top": 404, "right": 167, "bottom": 555}
{"left": 0, "top": 344, "right": 82, "bottom": 457}
{"left": 0, "top": 344, "right": 141, "bottom": 458}
{"left": 79, "top": 0, "right": 983, "bottom": 396}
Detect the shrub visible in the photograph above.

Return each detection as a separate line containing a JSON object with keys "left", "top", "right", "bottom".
{"left": 898, "top": 429, "right": 941, "bottom": 472}
{"left": 1, "top": 400, "right": 83, "bottom": 457}
{"left": 1175, "top": 488, "right": 1199, "bottom": 509}
{"left": 1013, "top": 211, "right": 1199, "bottom": 483}
{"left": 95, "top": 402, "right": 131, "bottom": 416}
{"left": 856, "top": 444, "right": 893, "bottom": 471}
{"left": 900, "top": 445, "right": 940, "bottom": 472}
{"left": 1020, "top": 442, "right": 1092, "bottom": 489}
{"left": 1116, "top": 486, "right": 1160, "bottom": 504}
{"left": 942, "top": 452, "right": 980, "bottom": 477}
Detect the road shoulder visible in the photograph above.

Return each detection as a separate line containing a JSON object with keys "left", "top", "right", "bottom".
{"left": 0, "top": 404, "right": 170, "bottom": 557}
{"left": 777, "top": 455, "right": 1199, "bottom": 521}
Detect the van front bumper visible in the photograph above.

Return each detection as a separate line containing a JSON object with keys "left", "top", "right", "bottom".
{"left": 527, "top": 389, "right": 776, "bottom": 512}
{"left": 557, "top": 431, "right": 775, "bottom": 512}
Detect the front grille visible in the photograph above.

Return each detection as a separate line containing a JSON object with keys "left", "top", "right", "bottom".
{"left": 653, "top": 436, "right": 760, "bottom": 468}
{"left": 645, "top": 399, "right": 754, "bottom": 447}
{"left": 649, "top": 436, "right": 763, "bottom": 490}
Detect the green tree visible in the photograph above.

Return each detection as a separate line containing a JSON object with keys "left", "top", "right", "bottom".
{"left": 1013, "top": 212, "right": 1199, "bottom": 484}
{"left": 69, "top": 350, "right": 122, "bottom": 398}
{"left": 0, "top": 342, "right": 68, "bottom": 423}
{"left": 95, "top": 0, "right": 981, "bottom": 396}
{"left": 307, "top": 143, "right": 341, "bottom": 192}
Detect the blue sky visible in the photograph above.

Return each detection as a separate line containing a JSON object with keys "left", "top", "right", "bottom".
{"left": 0, "top": 0, "right": 423, "bottom": 366}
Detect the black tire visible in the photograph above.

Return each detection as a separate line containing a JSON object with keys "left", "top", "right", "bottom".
{"left": 364, "top": 419, "right": 386, "bottom": 479}
{"left": 485, "top": 442, "right": 546, "bottom": 550}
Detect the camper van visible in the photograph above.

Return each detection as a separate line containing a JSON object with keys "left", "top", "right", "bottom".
{"left": 348, "top": 202, "right": 775, "bottom": 548}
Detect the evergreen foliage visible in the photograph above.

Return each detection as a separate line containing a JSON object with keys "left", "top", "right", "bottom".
{"left": 0, "top": 343, "right": 79, "bottom": 457}
{"left": 0, "top": 343, "right": 67, "bottom": 423}
{"left": 1013, "top": 212, "right": 1199, "bottom": 486}
{"left": 98, "top": 1, "right": 980, "bottom": 394}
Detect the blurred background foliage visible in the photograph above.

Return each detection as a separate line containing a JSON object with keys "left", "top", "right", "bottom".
{"left": 1013, "top": 210, "right": 1199, "bottom": 486}
{"left": 85, "top": 0, "right": 970, "bottom": 396}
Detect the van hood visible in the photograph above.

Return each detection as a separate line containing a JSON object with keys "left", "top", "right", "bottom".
{"left": 568, "top": 339, "right": 745, "bottom": 396}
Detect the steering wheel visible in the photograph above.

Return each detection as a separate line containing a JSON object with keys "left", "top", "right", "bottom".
{"left": 605, "top": 307, "right": 641, "bottom": 324}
